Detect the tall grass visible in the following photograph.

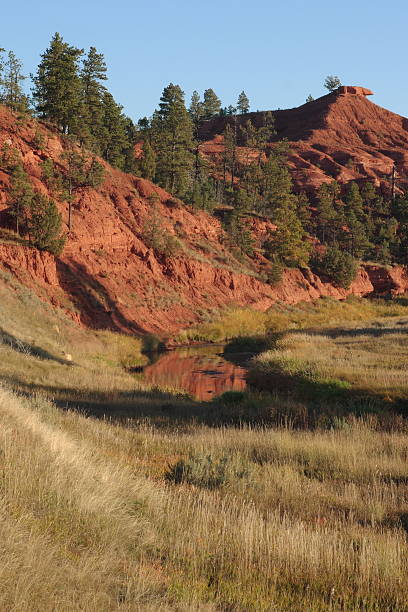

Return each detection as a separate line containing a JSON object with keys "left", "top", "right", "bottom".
{"left": 250, "top": 319, "right": 408, "bottom": 404}
{"left": 0, "top": 388, "right": 407, "bottom": 610}
{"left": 1, "top": 268, "right": 408, "bottom": 609}
{"left": 175, "top": 296, "right": 408, "bottom": 344}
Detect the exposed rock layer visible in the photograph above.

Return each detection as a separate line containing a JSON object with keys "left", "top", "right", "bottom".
{"left": 0, "top": 104, "right": 407, "bottom": 336}
{"left": 199, "top": 89, "right": 408, "bottom": 195}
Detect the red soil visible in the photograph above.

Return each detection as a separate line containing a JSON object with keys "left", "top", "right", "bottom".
{"left": 199, "top": 87, "right": 408, "bottom": 195}
{"left": 0, "top": 103, "right": 407, "bottom": 337}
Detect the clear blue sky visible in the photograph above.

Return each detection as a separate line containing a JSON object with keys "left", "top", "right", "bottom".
{"left": 3, "top": 0, "right": 407, "bottom": 121}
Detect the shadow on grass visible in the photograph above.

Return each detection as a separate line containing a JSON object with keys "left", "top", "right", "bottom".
{"left": 246, "top": 359, "right": 408, "bottom": 429}
{"left": 2, "top": 366, "right": 407, "bottom": 432}
{"left": 0, "top": 327, "right": 72, "bottom": 365}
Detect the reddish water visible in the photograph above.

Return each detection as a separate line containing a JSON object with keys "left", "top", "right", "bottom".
{"left": 142, "top": 345, "right": 247, "bottom": 401}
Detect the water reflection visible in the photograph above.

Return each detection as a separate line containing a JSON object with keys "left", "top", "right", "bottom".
{"left": 142, "top": 345, "right": 247, "bottom": 401}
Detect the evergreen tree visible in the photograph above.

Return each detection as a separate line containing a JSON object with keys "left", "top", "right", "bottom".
{"left": 32, "top": 33, "right": 83, "bottom": 134}
{"left": 237, "top": 91, "right": 250, "bottom": 114}
{"left": 139, "top": 139, "right": 156, "bottom": 181}
{"left": 296, "top": 192, "right": 313, "bottom": 233}
{"left": 324, "top": 75, "right": 342, "bottom": 92}
{"left": 306, "top": 94, "right": 314, "bottom": 102}
{"left": 344, "top": 181, "right": 365, "bottom": 221}
{"left": 202, "top": 88, "right": 221, "bottom": 119}
{"left": 311, "top": 246, "right": 357, "bottom": 288}
{"left": 121, "top": 115, "right": 138, "bottom": 173}
{"left": 80, "top": 46, "right": 107, "bottom": 150}
{"left": 1, "top": 50, "right": 28, "bottom": 112}
{"left": 224, "top": 208, "right": 255, "bottom": 256}
{"left": 264, "top": 203, "right": 310, "bottom": 267}
{"left": 260, "top": 147, "right": 294, "bottom": 216}
{"left": 8, "top": 163, "right": 33, "bottom": 235}
{"left": 222, "top": 122, "right": 237, "bottom": 187}
{"left": 61, "top": 148, "right": 105, "bottom": 231}
{"left": 189, "top": 90, "right": 203, "bottom": 136}
{"left": 99, "top": 91, "right": 129, "bottom": 168}
{"left": 27, "top": 193, "right": 66, "bottom": 255}
{"left": 316, "top": 182, "right": 338, "bottom": 243}
{"left": 151, "top": 83, "right": 194, "bottom": 197}
{"left": 0, "top": 48, "right": 4, "bottom": 80}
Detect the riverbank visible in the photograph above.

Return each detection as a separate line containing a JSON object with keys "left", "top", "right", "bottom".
{"left": 2, "top": 273, "right": 408, "bottom": 609}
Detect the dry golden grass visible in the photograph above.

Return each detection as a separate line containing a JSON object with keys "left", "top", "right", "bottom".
{"left": 0, "top": 388, "right": 407, "bottom": 611}
{"left": 253, "top": 318, "right": 408, "bottom": 401}
{"left": 175, "top": 295, "right": 408, "bottom": 344}
{"left": 1, "top": 271, "right": 408, "bottom": 609}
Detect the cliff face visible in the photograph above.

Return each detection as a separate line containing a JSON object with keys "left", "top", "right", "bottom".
{"left": 0, "top": 105, "right": 407, "bottom": 337}
{"left": 199, "top": 89, "right": 408, "bottom": 195}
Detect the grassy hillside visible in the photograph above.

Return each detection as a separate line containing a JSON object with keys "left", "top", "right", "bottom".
{"left": 1, "top": 387, "right": 408, "bottom": 611}
{"left": 1, "top": 270, "right": 408, "bottom": 610}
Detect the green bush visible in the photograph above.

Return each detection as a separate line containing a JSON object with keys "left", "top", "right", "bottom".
{"left": 311, "top": 246, "right": 357, "bottom": 289}
{"left": 266, "top": 262, "right": 283, "bottom": 285}
{"left": 165, "top": 452, "right": 249, "bottom": 489}
{"left": 142, "top": 214, "right": 183, "bottom": 258}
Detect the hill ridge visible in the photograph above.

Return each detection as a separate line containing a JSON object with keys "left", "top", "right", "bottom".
{"left": 200, "top": 89, "right": 408, "bottom": 194}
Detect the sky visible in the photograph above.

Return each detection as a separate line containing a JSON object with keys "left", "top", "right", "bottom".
{"left": 2, "top": 0, "right": 408, "bottom": 122}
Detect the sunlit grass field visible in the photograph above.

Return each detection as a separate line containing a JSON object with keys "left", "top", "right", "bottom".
{"left": 252, "top": 323, "right": 408, "bottom": 400}
{"left": 1, "top": 269, "right": 408, "bottom": 610}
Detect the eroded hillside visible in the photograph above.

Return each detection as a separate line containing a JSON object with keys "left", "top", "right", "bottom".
{"left": 0, "top": 104, "right": 407, "bottom": 335}
{"left": 200, "top": 87, "right": 408, "bottom": 195}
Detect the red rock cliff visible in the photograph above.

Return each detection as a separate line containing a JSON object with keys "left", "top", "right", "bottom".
{"left": 0, "top": 105, "right": 407, "bottom": 336}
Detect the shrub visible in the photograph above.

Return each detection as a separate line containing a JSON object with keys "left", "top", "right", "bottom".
{"left": 165, "top": 452, "right": 249, "bottom": 489}
{"left": 267, "top": 262, "right": 283, "bottom": 285}
{"left": 27, "top": 193, "right": 66, "bottom": 255}
{"left": 311, "top": 246, "right": 358, "bottom": 289}
{"left": 142, "top": 214, "right": 182, "bottom": 258}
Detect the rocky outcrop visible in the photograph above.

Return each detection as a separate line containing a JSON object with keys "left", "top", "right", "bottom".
{"left": 364, "top": 264, "right": 408, "bottom": 296}
{"left": 199, "top": 88, "right": 408, "bottom": 195}
{"left": 337, "top": 86, "right": 373, "bottom": 96}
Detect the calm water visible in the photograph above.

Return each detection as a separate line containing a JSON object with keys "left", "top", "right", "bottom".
{"left": 141, "top": 345, "right": 248, "bottom": 401}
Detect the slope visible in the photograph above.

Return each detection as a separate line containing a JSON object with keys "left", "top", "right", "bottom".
{"left": 0, "top": 104, "right": 406, "bottom": 337}
{"left": 199, "top": 87, "right": 408, "bottom": 194}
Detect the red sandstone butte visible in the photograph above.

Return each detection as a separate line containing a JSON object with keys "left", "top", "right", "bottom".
{"left": 0, "top": 101, "right": 407, "bottom": 337}
{"left": 199, "top": 85, "right": 408, "bottom": 196}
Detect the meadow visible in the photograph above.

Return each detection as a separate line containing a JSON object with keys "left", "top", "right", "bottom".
{"left": 1, "top": 271, "right": 408, "bottom": 610}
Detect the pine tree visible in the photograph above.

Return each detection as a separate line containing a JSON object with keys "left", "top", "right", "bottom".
{"left": 202, "top": 88, "right": 221, "bottom": 119}
{"left": 139, "top": 139, "right": 156, "bottom": 181}
{"left": 260, "top": 148, "right": 294, "bottom": 216}
{"left": 80, "top": 46, "right": 108, "bottom": 151}
{"left": 8, "top": 163, "right": 33, "bottom": 235}
{"left": 62, "top": 148, "right": 105, "bottom": 231}
{"left": 264, "top": 204, "right": 310, "bottom": 267}
{"left": 306, "top": 94, "right": 314, "bottom": 102}
{"left": 27, "top": 193, "right": 65, "bottom": 255}
{"left": 324, "top": 75, "right": 342, "bottom": 92}
{"left": 122, "top": 115, "right": 139, "bottom": 173}
{"left": 99, "top": 91, "right": 129, "bottom": 168}
{"left": 222, "top": 122, "right": 237, "bottom": 187}
{"left": 32, "top": 33, "right": 83, "bottom": 134}
{"left": 345, "top": 181, "right": 365, "bottom": 221}
{"left": 237, "top": 91, "right": 250, "bottom": 114}
{"left": 0, "top": 48, "right": 4, "bottom": 80}
{"left": 189, "top": 90, "right": 203, "bottom": 136}
{"left": 151, "top": 83, "right": 194, "bottom": 197}
{"left": 1, "top": 51, "right": 28, "bottom": 112}
{"left": 316, "top": 182, "right": 338, "bottom": 243}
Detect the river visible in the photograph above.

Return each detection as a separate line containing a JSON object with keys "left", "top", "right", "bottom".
{"left": 140, "top": 345, "right": 248, "bottom": 401}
